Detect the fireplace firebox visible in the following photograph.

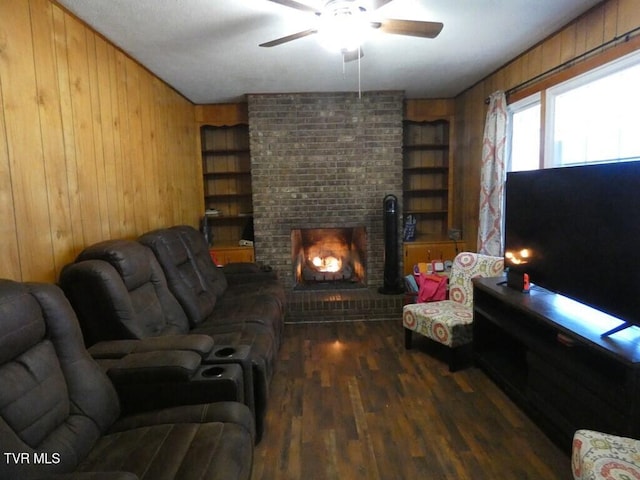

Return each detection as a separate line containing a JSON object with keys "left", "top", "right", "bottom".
{"left": 291, "top": 227, "right": 367, "bottom": 290}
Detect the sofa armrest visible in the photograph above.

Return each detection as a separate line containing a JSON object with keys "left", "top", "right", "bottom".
{"left": 87, "top": 339, "right": 139, "bottom": 358}
{"left": 223, "top": 263, "right": 278, "bottom": 281}
{"left": 104, "top": 351, "right": 247, "bottom": 416}
{"left": 88, "top": 334, "right": 214, "bottom": 359}
{"left": 221, "top": 262, "right": 261, "bottom": 275}
{"left": 106, "top": 350, "right": 202, "bottom": 384}
{"left": 203, "top": 345, "right": 255, "bottom": 419}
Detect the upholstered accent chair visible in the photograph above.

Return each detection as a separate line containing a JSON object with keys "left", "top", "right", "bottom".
{"left": 402, "top": 252, "right": 504, "bottom": 371}
{"left": 572, "top": 429, "right": 640, "bottom": 480}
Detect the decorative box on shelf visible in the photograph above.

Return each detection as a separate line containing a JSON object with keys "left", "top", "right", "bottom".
{"left": 403, "top": 239, "right": 465, "bottom": 275}
{"left": 209, "top": 245, "right": 254, "bottom": 266}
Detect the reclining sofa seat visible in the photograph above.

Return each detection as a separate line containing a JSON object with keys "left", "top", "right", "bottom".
{"left": 59, "top": 241, "right": 189, "bottom": 344}
{"left": 171, "top": 225, "right": 286, "bottom": 308}
{"left": 138, "top": 225, "right": 285, "bottom": 348}
{"left": 58, "top": 238, "right": 277, "bottom": 439}
{"left": 0, "top": 279, "right": 254, "bottom": 480}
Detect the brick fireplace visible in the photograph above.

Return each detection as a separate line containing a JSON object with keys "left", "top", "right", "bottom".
{"left": 247, "top": 91, "right": 404, "bottom": 293}
{"left": 246, "top": 91, "right": 405, "bottom": 322}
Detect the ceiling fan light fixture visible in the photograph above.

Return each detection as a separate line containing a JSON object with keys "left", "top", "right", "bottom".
{"left": 260, "top": 0, "right": 444, "bottom": 56}
{"left": 317, "top": 3, "right": 371, "bottom": 52}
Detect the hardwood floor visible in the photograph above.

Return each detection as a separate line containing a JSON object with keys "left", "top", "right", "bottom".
{"left": 252, "top": 320, "right": 570, "bottom": 480}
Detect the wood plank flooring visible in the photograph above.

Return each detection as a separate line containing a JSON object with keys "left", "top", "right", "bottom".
{"left": 252, "top": 320, "right": 570, "bottom": 480}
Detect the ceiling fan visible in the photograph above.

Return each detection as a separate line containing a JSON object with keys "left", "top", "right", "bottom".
{"left": 260, "top": 0, "right": 443, "bottom": 61}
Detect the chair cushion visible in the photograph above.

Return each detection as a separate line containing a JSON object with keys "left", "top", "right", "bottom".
{"left": 170, "top": 225, "right": 229, "bottom": 298}
{"left": 403, "top": 301, "right": 473, "bottom": 347}
{"left": 140, "top": 226, "right": 285, "bottom": 340}
{"left": 77, "top": 403, "right": 254, "bottom": 480}
{"left": 448, "top": 252, "right": 504, "bottom": 308}
{"left": 60, "top": 241, "right": 192, "bottom": 344}
{"left": 77, "top": 239, "right": 153, "bottom": 291}
{"left": 139, "top": 227, "right": 225, "bottom": 328}
{"left": 0, "top": 280, "right": 120, "bottom": 478}
{"left": 572, "top": 429, "right": 640, "bottom": 480}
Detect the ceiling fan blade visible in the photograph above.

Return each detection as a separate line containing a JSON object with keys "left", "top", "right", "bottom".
{"left": 370, "top": 0, "right": 393, "bottom": 10}
{"left": 266, "top": 0, "right": 318, "bottom": 13}
{"left": 343, "top": 48, "right": 364, "bottom": 63}
{"left": 259, "top": 29, "right": 318, "bottom": 47}
{"left": 377, "top": 19, "right": 444, "bottom": 38}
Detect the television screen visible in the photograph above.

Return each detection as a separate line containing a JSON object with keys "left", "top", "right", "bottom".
{"left": 504, "top": 160, "right": 640, "bottom": 333}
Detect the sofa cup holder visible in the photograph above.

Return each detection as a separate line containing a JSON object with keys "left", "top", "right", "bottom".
{"left": 215, "top": 347, "right": 236, "bottom": 358}
{"left": 201, "top": 366, "right": 225, "bottom": 378}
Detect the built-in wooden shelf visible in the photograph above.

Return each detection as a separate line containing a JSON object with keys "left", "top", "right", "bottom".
{"left": 200, "top": 121, "right": 254, "bottom": 246}
{"left": 402, "top": 114, "right": 454, "bottom": 240}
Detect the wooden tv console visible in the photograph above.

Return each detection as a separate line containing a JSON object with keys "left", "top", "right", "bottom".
{"left": 472, "top": 276, "right": 640, "bottom": 450}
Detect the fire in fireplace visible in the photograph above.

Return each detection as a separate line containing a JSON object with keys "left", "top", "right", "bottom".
{"left": 291, "top": 227, "right": 367, "bottom": 289}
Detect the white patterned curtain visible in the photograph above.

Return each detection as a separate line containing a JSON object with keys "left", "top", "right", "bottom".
{"left": 477, "top": 91, "right": 507, "bottom": 256}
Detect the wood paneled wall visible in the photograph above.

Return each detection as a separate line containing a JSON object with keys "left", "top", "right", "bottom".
{"left": 0, "top": 0, "right": 201, "bottom": 282}
{"left": 3, "top": 0, "right": 637, "bottom": 281}
{"left": 454, "top": 0, "right": 640, "bottom": 250}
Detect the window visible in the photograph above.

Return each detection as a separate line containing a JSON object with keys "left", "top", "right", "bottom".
{"left": 546, "top": 51, "right": 640, "bottom": 167}
{"left": 507, "top": 49, "right": 640, "bottom": 171}
{"left": 507, "top": 94, "right": 540, "bottom": 172}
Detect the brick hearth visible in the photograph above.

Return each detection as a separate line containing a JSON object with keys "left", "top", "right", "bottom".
{"left": 285, "top": 288, "right": 404, "bottom": 323}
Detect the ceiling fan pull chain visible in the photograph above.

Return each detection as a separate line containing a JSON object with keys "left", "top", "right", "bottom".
{"left": 358, "top": 45, "right": 362, "bottom": 99}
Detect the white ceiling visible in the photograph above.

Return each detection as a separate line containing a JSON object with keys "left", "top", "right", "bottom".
{"left": 57, "top": 0, "right": 603, "bottom": 104}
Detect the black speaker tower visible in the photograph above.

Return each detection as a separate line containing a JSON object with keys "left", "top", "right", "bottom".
{"left": 379, "top": 194, "right": 403, "bottom": 294}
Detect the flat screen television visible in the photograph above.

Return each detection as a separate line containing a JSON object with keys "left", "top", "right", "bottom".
{"left": 504, "top": 160, "right": 640, "bottom": 336}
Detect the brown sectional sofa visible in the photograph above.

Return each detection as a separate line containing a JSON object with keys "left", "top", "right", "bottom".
{"left": 59, "top": 225, "right": 285, "bottom": 440}
{"left": 0, "top": 279, "right": 254, "bottom": 480}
